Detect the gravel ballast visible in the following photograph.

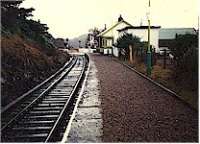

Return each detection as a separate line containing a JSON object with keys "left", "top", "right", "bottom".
{"left": 91, "top": 54, "right": 198, "bottom": 142}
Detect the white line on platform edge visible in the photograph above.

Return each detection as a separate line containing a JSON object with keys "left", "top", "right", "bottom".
{"left": 61, "top": 59, "right": 91, "bottom": 143}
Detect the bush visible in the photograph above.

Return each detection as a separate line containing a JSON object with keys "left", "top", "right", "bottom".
{"left": 1, "top": 1, "right": 55, "bottom": 50}
{"left": 169, "top": 33, "right": 198, "bottom": 89}
{"left": 115, "top": 33, "right": 152, "bottom": 64}
{"left": 116, "top": 33, "right": 141, "bottom": 60}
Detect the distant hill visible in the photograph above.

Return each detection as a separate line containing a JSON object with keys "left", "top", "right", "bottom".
{"left": 69, "top": 34, "right": 88, "bottom": 48}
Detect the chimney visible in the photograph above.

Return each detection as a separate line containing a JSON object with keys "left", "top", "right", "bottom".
{"left": 104, "top": 24, "right": 107, "bottom": 30}
{"left": 118, "top": 14, "right": 124, "bottom": 22}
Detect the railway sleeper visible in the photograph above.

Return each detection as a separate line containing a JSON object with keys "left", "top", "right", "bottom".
{"left": 43, "top": 97, "right": 69, "bottom": 101}
{"left": 42, "top": 100, "right": 66, "bottom": 105}
{"left": 47, "top": 93, "right": 71, "bottom": 96}
{"left": 3, "top": 133, "right": 48, "bottom": 142}
{"left": 62, "top": 78, "right": 79, "bottom": 81}
{"left": 65, "top": 71, "right": 81, "bottom": 75}
{"left": 60, "top": 78, "right": 78, "bottom": 82}
{"left": 58, "top": 84, "right": 77, "bottom": 88}
{"left": 33, "top": 106, "right": 63, "bottom": 110}
{"left": 18, "top": 120, "right": 55, "bottom": 125}
{"left": 24, "top": 113, "right": 59, "bottom": 118}
{"left": 49, "top": 89, "right": 72, "bottom": 93}
{"left": 28, "top": 110, "right": 61, "bottom": 115}
{"left": 37, "top": 103, "right": 65, "bottom": 107}
{"left": 44, "top": 96, "right": 70, "bottom": 99}
{"left": 50, "top": 89, "right": 72, "bottom": 92}
{"left": 11, "top": 126, "right": 52, "bottom": 131}
{"left": 62, "top": 77, "right": 79, "bottom": 81}
{"left": 16, "top": 122, "right": 54, "bottom": 127}
{"left": 56, "top": 84, "right": 76, "bottom": 88}
{"left": 72, "top": 68, "right": 83, "bottom": 71}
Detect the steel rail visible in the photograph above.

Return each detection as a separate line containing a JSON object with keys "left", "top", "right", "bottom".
{"left": 1, "top": 57, "right": 78, "bottom": 131}
{"left": 1, "top": 56, "right": 75, "bottom": 113}
{"left": 61, "top": 54, "right": 90, "bottom": 142}
{"left": 45, "top": 56, "right": 87, "bottom": 142}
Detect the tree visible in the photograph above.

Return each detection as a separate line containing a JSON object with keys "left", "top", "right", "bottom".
{"left": 78, "top": 40, "right": 81, "bottom": 48}
{"left": 64, "top": 38, "right": 69, "bottom": 48}
{"left": 169, "top": 33, "right": 198, "bottom": 88}
{"left": 86, "top": 27, "right": 100, "bottom": 48}
{"left": 116, "top": 33, "right": 141, "bottom": 48}
{"left": 1, "top": 0, "right": 34, "bottom": 31}
{"left": 1, "top": 1, "right": 22, "bottom": 29}
{"left": 1, "top": 0, "right": 55, "bottom": 50}
{"left": 116, "top": 33, "right": 141, "bottom": 59}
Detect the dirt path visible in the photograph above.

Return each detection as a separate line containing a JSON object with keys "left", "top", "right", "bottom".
{"left": 91, "top": 53, "right": 198, "bottom": 142}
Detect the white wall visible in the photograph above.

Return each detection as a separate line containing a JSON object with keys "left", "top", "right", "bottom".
{"left": 78, "top": 48, "right": 89, "bottom": 53}
{"left": 107, "top": 39, "right": 112, "bottom": 47}
{"left": 103, "top": 22, "right": 131, "bottom": 43}
{"left": 113, "top": 46, "right": 119, "bottom": 57}
{"left": 119, "top": 28, "right": 160, "bottom": 53}
{"left": 103, "top": 48, "right": 112, "bottom": 55}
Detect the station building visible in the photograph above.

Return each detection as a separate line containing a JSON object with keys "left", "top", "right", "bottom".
{"left": 97, "top": 15, "right": 133, "bottom": 54}
{"left": 97, "top": 15, "right": 161, "bottom": 55}
{"left": 96, "top": 15, "right": 197, "bottom": 57}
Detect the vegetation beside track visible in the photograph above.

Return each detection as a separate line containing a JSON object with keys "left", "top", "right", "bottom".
{"left": 123, "top": 61, "right": 197, "bottom": 109}
{"left": 116, "top": 33, "right": 198, "bottom": 110}
{"left": 1, "top": 1, "right": 70, "bottom": 107}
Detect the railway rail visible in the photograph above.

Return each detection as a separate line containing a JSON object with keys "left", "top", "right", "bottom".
{"left": 1, "top": 54, "right": 89, "bottom": 142}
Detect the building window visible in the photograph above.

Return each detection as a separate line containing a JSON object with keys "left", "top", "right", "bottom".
{"left": 102, "top": 38, "right": 107, "bottom": 47}
{"left": 102, "top": 38, "right": 113, "bottom": 47}
{"left": 107, "top": 39, "right": 112, "bottom": 47}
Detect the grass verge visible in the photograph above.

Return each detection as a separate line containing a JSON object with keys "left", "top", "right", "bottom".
{"left": 123, "top": 60, "right": 198, "bottom": 110}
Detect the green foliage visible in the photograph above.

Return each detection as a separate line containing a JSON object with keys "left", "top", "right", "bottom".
{"left": 116, "top": 33, "right": 147, "bottom": 62}
{"left": 1, "top": 1, "right": 34, "bottom": 31}
{"left": 116, "top": 33, "right": 141, "bottom": 49}
{"left": 169, "top": 34, "right": 198, "bottom": 88}
{"left": 1, "top": 1, "right": 20, "bottom": 31}
{"left": 1, "top": 0, "right": 55, "bottom": 49}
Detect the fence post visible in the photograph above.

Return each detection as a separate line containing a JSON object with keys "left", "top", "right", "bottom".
{"left": 129, "top": 45, "right": 133, "bottom": 63}
{"left": 163, "top": 49, "right": 166, "bottom": 69}
{"left": 152, "top": 47, "right": 156, "bottom": 66}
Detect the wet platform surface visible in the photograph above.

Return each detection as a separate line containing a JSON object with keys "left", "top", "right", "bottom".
{"left": 67, "top": 59, "right": 102, "bottom": 142}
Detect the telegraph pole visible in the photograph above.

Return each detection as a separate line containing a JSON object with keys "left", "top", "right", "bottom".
{"left": 146, "top": 0, "right": 152, "bottom": 76}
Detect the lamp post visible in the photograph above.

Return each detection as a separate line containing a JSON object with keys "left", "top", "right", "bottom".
{"left": 146, "top": 0, "right": 152, "bottom": 76}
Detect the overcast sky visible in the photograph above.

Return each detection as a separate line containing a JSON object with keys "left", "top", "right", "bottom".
{"left": 21, "top": 0, "right": 199, "bottom": 39}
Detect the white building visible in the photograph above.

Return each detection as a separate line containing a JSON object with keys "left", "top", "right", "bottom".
{"left": 97, "top": 15, "right": 133, "bottom": 54}
{"left": 118, "top": 26, "right": 161, "bottom": 53}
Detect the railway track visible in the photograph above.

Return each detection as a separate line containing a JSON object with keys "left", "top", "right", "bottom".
{"left": 1, "top": 54, "right": 88, "bottom": 142}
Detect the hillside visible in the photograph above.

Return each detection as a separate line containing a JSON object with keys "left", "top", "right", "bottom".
{"left": 69, "top": 34, "right": 87, "bottom": 48}
{"left": 1, "top": 1, "right": 71, "bottom": 107}
{"left": 1, "top": 34, "right": 70, "bottom": 107}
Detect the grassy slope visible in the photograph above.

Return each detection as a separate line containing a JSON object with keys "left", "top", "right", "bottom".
{"left": 1, "top": 34, "right": 70, "bottom": 107}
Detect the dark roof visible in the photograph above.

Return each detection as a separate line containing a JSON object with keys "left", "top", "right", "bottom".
{"left": 118, "top": 26, "right": 161, "bottom": 32}
{"left": 98, "top": 20, "right": 133, "bottom": 36}
{"left": 159, "top": 28, "right": 196, "bottom": 39}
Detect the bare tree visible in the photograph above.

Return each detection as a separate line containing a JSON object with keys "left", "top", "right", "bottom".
{"left": 78, "top": 40, "right": 81, "bottom": 48}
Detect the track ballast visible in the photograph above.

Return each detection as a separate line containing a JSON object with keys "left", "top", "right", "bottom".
{"left": 1, "top": 55, "right": 88, "bottom": 142}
